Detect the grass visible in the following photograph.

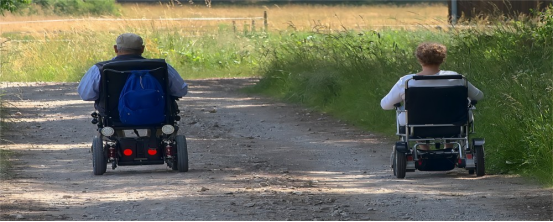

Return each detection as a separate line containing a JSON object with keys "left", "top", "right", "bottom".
{"left": 0, "top": 3, "right": 449, "bottom": 81}
{"left": 0, "top": 30, "right": 269, "bottom": 81}
{"left": 0, "top": 3, "right": 448, "bottom": 33}
{"left": 0, "top": 148, "right": 14, "bottom": 180}
{"left": 0, "top": 93, "right": 13, "bottom": 180}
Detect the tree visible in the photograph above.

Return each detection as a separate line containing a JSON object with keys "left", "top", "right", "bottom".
{"left": 0, "top": 0, "right": 31, "bottom": 15}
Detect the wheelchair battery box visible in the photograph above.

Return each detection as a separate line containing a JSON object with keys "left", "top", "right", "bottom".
{"left": 416, "top": 151, "right": 457, "bottom": 171}
{"left": 118, "top": 137, "right": 163, "bottom": 164}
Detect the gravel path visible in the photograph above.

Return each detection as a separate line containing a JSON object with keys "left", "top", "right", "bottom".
{"left": 1, "top": 79, "right": 551, "bottom": 221}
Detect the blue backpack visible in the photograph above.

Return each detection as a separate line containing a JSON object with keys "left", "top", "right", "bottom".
{"left": 118, "top": 70, "right": 166, "bottom": 125}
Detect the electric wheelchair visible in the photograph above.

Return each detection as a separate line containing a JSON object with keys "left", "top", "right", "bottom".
{"left": 90, "top": 59, "right": 188, "bottom": 175}
{"left": 390, "top": 75, "right": 485, "bottom": 179}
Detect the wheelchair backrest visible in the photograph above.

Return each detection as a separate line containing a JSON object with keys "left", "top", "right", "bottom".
{"left": 99, "top": 59, "right": 173, "bottom": 126}
{"left": 404, "top": 75, "right": 469, "bottom": 137}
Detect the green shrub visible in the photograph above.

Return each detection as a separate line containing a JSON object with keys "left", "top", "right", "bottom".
{"left": 12, "top": 0, "right": 120, "bottom": 16}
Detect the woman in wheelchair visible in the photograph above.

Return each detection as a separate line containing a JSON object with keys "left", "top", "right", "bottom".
{"left": 380, "top": 42, "right": 486, "bottom": 178}
{"left": 381, "top": 42, "right": 484, "bottom": 150}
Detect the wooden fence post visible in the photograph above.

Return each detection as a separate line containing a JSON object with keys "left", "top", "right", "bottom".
{"left": 233, "top": 20, "right": 236, "bottom": 33}
{"left": 243, "top": 21, "right": 249, "bottom": 35}
{"left": 251, "top": 19, "right": 256, "bottom": 33}
{"left": 264, "top": 11, "right": 268, "bottom": 32}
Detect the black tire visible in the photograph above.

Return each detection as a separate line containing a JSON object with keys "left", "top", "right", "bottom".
{"left": 394, "top": 147, "right": 407, "bottom": 179}
{"left": 176, "top": 135, "right": 189, "bottom": 172}
{"left": 92, "top": 137, "right": 106, "bottom": 175}
{"left": 474, "top": 145, "right": 485, "bottom": 177}
{"left": 468, "top": 169, "right": 475, "bottom": 175}
{"left": 390, "top": 149, "right": 396, "bottom": 176}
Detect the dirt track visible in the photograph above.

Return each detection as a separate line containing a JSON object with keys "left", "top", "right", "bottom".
{"left": 1, "top": 79, "right": 552, "bottom": 221}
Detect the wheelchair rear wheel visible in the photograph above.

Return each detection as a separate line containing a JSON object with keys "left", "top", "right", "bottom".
{"left": 92, "top": 137, "right": 107, "bottom": 175}
{"left": 176, "top": 135, "right": 189, "bottom": 172}
{"left": 474, "top": 145, "right": 485, "bottom": 177}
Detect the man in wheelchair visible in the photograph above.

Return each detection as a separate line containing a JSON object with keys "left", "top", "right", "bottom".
{"left": 381, "top": 42, "right": 485, "bottom": 179}
{"left": 77, "top": 33, "right": 189, "bottom": 175}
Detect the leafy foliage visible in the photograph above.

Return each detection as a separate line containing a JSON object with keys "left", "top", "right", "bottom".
{"left": 0, "top": 0, "right": 30, "bottom": 15}
{"left": 7, "top": 0, "right": 119, "bottom": 16}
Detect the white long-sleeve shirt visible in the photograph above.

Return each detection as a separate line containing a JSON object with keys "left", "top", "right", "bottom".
{"left": 380, "top": 70, "right": 484, "bottom": 125}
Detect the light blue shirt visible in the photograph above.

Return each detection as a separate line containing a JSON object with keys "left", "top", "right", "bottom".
{"left": 77, "top": 63, "right": 188, "bottom": 101}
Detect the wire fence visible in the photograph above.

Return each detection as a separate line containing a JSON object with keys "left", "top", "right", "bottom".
{"left": 0, "top": 17, "right": 264, "bottom": 25}
{"left": 0, "top": 14, "right": 270, "bottom": 41}
{"left": 0, "top": 12, "right": 494, "bottom": 43}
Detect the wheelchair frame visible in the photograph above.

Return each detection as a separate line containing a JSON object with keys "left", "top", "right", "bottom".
{"left": 89, "top": 59, "right": 188, "bottom": 175}
{"left": 391, "top": 75, "right": 485, "bottom": 178}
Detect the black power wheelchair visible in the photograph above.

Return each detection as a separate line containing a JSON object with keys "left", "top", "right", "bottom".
{"left": 90, "top": 59, "right": 188, "bottom": 175}
{"left": 391, "top": 75, "right": 485, "bottom": 179}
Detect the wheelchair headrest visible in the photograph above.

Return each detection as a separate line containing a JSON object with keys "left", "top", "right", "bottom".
{"left": 412, "top": 75, "right": 463, "bottom": 80}
{"left": 102, "top": 59, "right": 167, "bottom": 72}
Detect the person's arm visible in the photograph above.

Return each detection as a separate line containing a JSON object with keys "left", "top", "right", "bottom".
{"left": 467, "top": 82, "right": 484, "bottom": 101}
{"left": 77, "top": 66, "right": 101, "bottom": 101}
{"left": 380, "top": 78, "right": 405, "bottom": 110}
{"left": 167, "top": 64, "right": 188, "bottom": 98}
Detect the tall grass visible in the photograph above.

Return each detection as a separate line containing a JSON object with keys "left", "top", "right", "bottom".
{"left": 251, "top": 9, "right": 553, "bottom": 184}
{"left": 0, "top": 3, "right": 448, "bottom": 33}
{"left": 0, "top": 29, "right": 267, "bottom": 81}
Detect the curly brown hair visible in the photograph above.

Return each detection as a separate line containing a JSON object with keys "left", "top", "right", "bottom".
{"left": 415, "top": 42, "right": 447, "bottom": 66}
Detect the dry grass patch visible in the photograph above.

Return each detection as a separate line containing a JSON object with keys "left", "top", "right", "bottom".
{"left": 1, "top": 3, "right": 448, "bottom": 34}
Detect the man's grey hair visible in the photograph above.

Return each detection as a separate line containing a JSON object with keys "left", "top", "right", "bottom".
{"left": 116, "top": 45, "right": 143, "bottom": 54}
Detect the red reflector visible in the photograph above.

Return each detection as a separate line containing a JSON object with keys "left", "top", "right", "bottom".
{"left": 148, "top": 149, "right": 157, "bottom": 156}
{"left": 407, "top": 156, "right": 413, "bottom": 161}
{"left": 466, "top": 154, "right": 473, "bottom": 159}
{"left": 458, "top": 159, "right": 462, "bottom": 164}
{"left": 123, "top": 149, "right": 133, "bottom": 156}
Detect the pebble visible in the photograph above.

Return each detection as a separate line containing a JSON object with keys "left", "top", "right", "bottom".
{"left": 199, "top": 187, "right": 209, "bottom": 192}
{"left": 15, "top": 214, "right": 25, "bottom": 219}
